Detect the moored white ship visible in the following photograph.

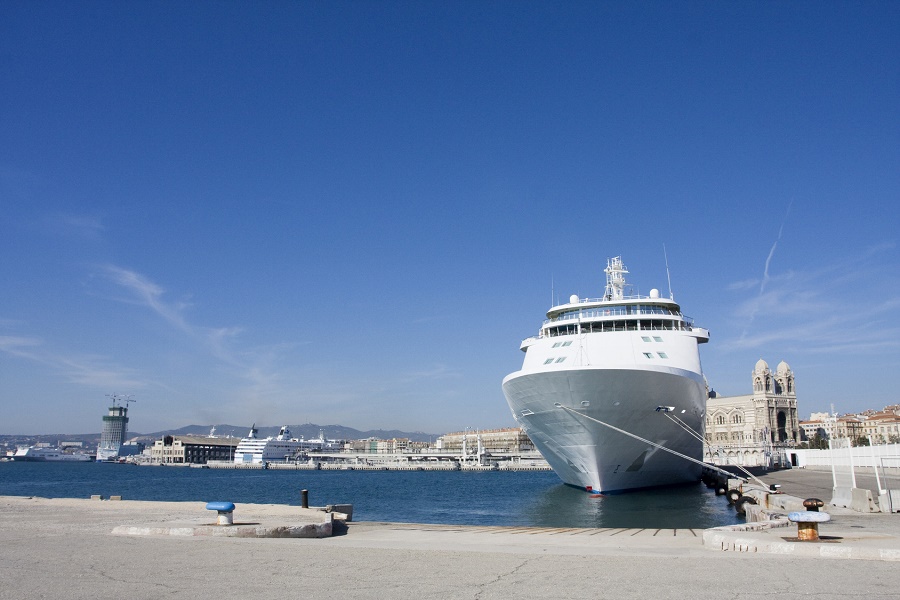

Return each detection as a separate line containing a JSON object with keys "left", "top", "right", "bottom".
{"left": 13, "top": 446, "right": 93, "bottom": 462}
{"left": 502, "top": 256, "right": 709, "bottom": 493}
{"left": 234, "top": 425, "right": 339, "bottom": 464}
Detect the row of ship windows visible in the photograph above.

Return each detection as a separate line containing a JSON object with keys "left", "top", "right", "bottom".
{"left": 544, "top": 352, "right": 668, "bottom": 364}
{"left": 545, "top": 319, "right": 687, "bottom": 337}
{"left": 551, "top": 305, "right": 682, "bottom": 323}
{"left": 552, "top": 338, "right": 660, "bottom": 348}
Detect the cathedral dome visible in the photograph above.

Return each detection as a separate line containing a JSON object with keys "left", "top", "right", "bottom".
{"left": 754, "top": 358, "right": 769, "bottom": 373}
{"left": 776, "top": 360, "right": 791, "bottom": 375}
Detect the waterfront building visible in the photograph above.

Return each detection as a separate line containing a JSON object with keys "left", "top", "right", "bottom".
{"left": 151, "top": 435, "right": 240, "bottom": 464}
{"left": 799, "top": 416, "right": 830, "bottom": 441}
{"left": 802, "top": 408, "right": 900, "bottom": 445}
{"left": 437, "top": 428, "right": 535, "bottom": 454}
{"left": 342, "top": 438, "right": 404, "bottom": 454}
{"left": 799, "top": 413, "right": 861, "bottom": 442}
{"left": 861, "top": 412, "right": 900, "bottom": 444}
{"left": 703, "top": 359, "right": 800, "bottom": 467}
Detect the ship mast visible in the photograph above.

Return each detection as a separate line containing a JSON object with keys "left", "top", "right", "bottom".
{"left": 603, "top": 256, "right": 628, "bottom": 301}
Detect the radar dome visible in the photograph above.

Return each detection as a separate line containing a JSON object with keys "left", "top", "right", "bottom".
{"left": 569, "top": 294, "right": 579, "bottom": 304}
{"left": 649, "top": 289, "right": 660, "bottom": 299}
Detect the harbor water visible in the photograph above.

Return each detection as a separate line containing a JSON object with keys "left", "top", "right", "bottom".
{"left": 0, "top": 461, "right": 742, "bottom": 529}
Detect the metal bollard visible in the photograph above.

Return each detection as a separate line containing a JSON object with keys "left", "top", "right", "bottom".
{"left": 206, "top": 501, "right": 236, "bottom": 526}
{"left": 301, "top": 489, "right": 309, "bottom": 508}
{"left": 803, "top": 498, "right": 825, "bottom": 512}
{"left": 788, "top": 509, "right": 830, "bottom": 541}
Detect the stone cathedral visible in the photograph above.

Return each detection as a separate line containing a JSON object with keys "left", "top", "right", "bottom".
{"left": 703, "top": 359, "right": 800, "bottom": 467}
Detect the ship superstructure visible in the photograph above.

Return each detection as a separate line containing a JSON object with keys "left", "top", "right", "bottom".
{"left": 502, "top": 256, "right": 710, "bottom": 493}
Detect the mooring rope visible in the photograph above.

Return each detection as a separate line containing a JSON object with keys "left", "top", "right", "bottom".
{"left": 558, "top": 405, "right": 748, "bottom": 483}
{"left": 660, "top": 411, "right": 768, "bottom": 489}
{"left": 662, "top": 412, "right": 707, "bottom": 444}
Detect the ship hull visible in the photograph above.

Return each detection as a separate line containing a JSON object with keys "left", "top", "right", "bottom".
{"left": 502, "top": 366, "right": 706, "bottom": 492}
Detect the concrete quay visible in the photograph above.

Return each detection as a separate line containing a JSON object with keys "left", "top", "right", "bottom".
{"left": 2, "top": 469, "right": 899, "bottom": 600}
{"left": 701, "top": 467, "right": 900, "bottom": 561}
{"left": 1, "top": 496, "right": 339, "bottom": 539}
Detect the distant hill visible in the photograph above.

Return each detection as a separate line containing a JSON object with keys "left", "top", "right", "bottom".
{"left": 140, "top": 423, "right": 441, "bottom": 444}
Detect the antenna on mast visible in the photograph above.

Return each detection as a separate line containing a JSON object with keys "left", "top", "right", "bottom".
{"left": 663, "top": 245, "right": 674, "bottom": 301}
{"left": 603, "top": 257, "right": 628, "bottom": 301}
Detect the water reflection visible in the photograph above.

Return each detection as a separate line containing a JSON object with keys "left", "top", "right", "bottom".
{"left": 523, "top": 481, "right": 742, "bottom": 529}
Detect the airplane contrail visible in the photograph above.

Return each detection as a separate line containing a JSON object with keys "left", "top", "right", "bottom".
{"left": 741, "top": 200, "right": 793, "bottom": 340}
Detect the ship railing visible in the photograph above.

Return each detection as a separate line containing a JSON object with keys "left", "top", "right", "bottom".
{"left": 542, "top": 311, "right": 695, "bottom": 327}
{"left": 528, "top": 316, "right": 698, "bottom": 341}
{"left": 544, "top": 306, "right": 685, "bottom": 325}
{"left": 564, "top": 294, "right": 649, "bottom": 304}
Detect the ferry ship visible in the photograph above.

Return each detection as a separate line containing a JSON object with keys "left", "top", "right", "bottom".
{"left": 233, "top": 425, "right": 339, "bottom": 464}
{"left": 502, "top": 256, "right": 709, "bottom": 493}
{"left": 13, "top": 446, "right": 93, "bottom": 462}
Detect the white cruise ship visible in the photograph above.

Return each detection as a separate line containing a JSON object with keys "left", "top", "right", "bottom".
{"left": 502, "top": 256, "right": 709, "bottom": 493}
{"left": 233, "top": 425, "right": 337, "bottom": 464}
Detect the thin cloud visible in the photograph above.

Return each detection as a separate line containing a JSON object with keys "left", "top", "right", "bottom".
{"left": 0, "top": 335, "right": 149, "bottom": 389}
{"left": 726, "top": 278, "right": 759, "bottom": 291}
{"left": 0, "top": 335, "right": 43, "bottom": 360}
{"left": 721, "top": 246, "right": 900, "bottom": 356}
{"left": 396, "top": 363, "right": 462, "bottom": 385}
{"left": 99, "top": 264, "right": 287, "bottom": 391}
{"left": 206, "top": 327, "right": 246, "bottom": 366}
{"left": 102, "top": 265, "right": 191, "bottom": 333}
{"left": 43, "top": 213, "right": 105, "bottom": 240}
{"left": 58, "top": 354, "right": 147, "bottom": 389}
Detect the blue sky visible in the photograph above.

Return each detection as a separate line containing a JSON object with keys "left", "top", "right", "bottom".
{"left": 2, "top": 2, "right": 898, "bottom": 435}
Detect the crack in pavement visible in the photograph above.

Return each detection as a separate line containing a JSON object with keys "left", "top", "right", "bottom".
{"left": 474, "top": 556, "right": 535, "bottom": 600}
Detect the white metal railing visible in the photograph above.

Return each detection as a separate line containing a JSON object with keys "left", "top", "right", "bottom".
{"left": 544, "top": 307, "right": 691, "bottom": 325}
{"left": 878, "top": 457, "right": 900, "bottom": 512}
{"left": 792, "top": 443, "right": 900, "bottom": 468}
